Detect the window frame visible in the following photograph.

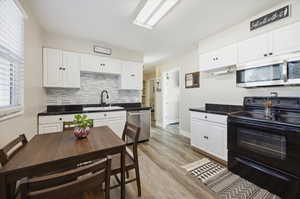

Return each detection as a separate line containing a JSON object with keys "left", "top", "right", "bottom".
{"left": 0, "top": 0, "right": 25, "bottom": 121}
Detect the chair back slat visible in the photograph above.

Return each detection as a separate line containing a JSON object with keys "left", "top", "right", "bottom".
{"left": 28, "top": 158, "right": 108, "bottom": 191}
{"left": 28, "top": 171, "right": 105, "bottom": 199}
{"left": 122, "top": 122, "right": 140, "bottom": 162}
{"left": 0, "top": 134, "right": 27, "bottom": 166}
{"left": 20, "top": 157, "right": 111, "bottom": 199}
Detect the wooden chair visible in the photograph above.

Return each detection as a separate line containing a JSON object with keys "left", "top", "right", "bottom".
{"left": 18, "top": 156, "right": 112, "bottom": 199}
{"left": 110, "top": 122, "right": 142, "bottom": 196}
{"left": 0, "top": 134, "right": 28, "bottom": 166}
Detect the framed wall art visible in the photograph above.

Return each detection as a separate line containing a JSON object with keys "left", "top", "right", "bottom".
{"left": 185, "top": 72, "right": 200, "bottom": 88}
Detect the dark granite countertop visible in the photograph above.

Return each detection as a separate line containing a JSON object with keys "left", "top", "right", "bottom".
{"left": 38, "top": 103, "right": 152, "bottom": 116}
{"left": 190, "top": 104, "right": 243, "bottom": 115}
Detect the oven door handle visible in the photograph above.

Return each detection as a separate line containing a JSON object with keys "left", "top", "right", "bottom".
{"left": 229, "top": 120, "right": 287, "bottom": 133}
{"left": 235, "top": 157, "right": 290, "bottom": 182}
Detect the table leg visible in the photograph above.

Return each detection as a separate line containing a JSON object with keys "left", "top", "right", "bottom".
{"left": 121, "top": 146, "right": 126, "bottom": 199}
{"left": 0, "top": 175, "right": 8, "bottom": 199}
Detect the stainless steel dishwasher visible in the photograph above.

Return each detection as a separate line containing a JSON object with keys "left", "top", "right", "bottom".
{"left": 127, "top": 109, "right": 151, "bottom": 142}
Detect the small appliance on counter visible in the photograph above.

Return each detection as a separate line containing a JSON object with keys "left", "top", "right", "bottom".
{"left": 228, "top": 96, "right": 300, "bottom": 198}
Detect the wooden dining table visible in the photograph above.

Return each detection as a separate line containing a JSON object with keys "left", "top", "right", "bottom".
{"left": 0, "top": 126, "right": 126, "bottom": 199}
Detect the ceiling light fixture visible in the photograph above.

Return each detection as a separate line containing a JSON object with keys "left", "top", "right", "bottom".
{"left": 134, "top": 0, "right": 180, "bottom": 29}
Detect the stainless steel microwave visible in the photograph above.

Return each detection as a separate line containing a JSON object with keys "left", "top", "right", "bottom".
{"left": 237, "top": 57, "right": 300, "bottom": 88}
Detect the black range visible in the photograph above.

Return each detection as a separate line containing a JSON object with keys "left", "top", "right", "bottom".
{"left": 228, "top": 97, "right": 300, "bottom": 199}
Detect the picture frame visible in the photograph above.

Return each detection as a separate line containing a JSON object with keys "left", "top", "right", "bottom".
{"left": 185, "top": 72, "right": 200, "bottom": 88}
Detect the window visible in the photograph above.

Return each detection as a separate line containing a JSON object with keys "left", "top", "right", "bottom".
{"left": 0, "top": 0, "right": 25, "bottom": 118}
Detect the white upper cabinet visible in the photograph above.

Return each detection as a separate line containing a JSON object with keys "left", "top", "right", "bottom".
{"left": 120, "top": 61, "right": 143, "bottom": 90}
{"left": 238, "top": 33, "right": 272, "bottom": 65}
{"left": 43, "top": 48, "right": 80, "bottom": 88}
{"left": 199, "top": 44, "right": 237, "bottom": 71}
{"left": 199, "top": 51, "right": 217, "bottom": 71}
{"left": 80, "top": 54, "right": 101, "bottom": 73}
{"left": 102, "top": 59, "right": 122, "bottom": 75}
{"left": 238, "top": 22, "right": 300, "bottom": 66}
{"left": 62, "top": 51, "right": 81, "bottom": 88}
{"left": 80, "top": 54, "right": 121, "bottom": 75}
{"left": 43, "top": 48, "right": 62, "bottom": 88}
{"left": 272, "top": 22, "right": 300, "bottom": 56}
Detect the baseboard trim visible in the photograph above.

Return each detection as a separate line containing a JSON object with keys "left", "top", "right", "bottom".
{"left": 191, "top": 146, "right": 227, "bottom": 166}
{"left": 179, "top": 129, "right": 190, "bottom": 138}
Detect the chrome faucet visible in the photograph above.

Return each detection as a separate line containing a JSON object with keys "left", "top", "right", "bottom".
{"left": 100, "top": 90, "right": 109, "bottom": 106}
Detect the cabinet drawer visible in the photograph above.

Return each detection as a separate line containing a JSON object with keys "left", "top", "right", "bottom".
{"left": 39, "top": 123, "right": 62, "bottom": 134}
{"left": 87, "top": 111, "right": 126, "bottom": 120}
{"left": 39, "top": 115, "right": 64, "bottom": 124}
{"left": 190, "top": 111, "right": 227, "bottom": 125}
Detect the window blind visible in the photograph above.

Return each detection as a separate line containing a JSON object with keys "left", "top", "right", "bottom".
{"left": 0, "top": 0, "right": 25, "bottom": 118}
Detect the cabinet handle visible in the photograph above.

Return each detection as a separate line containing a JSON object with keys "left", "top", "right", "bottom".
{"left": 131, "top": 74, "right": 135, "bottom": 77}
{"left": 204, "top": 116, "right": 207, "bottom": 119}
{"left": 104, "top": 114, "right": 107, "bottom": 117}
{"left": 269, "top": 52, "right": 273, "bottom": 56}
{"left": 59, "top": 118, "right": 62, "bottom": 121}
{"left": 264, "top": 54, "right": 268, "bottom": 57}
{"left": 59, "top": 67, "right": 62, "bottom": 70}
{"left": 203, "top": 136, "right": 208, "bottom": 139}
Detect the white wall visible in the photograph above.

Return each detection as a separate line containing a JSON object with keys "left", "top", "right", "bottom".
{"left": 43, "top": 32, "right": 144, "bottom": 62}
{"left": 156, "top": 0, "right": 300, "bottom": 137}
{"left": 0, "top": 1, "right": 46, "bottom": 148}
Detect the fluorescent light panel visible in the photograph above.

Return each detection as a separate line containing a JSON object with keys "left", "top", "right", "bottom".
{"left": 134, "top": 0, "right": 179, "bottom": 29}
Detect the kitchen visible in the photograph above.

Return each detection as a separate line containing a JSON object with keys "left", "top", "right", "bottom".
{"left": 1, "top": 0, "right": 300, "bottom": 199}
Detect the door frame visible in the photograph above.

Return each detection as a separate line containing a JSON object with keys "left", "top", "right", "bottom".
{"left": 161, "top": 68, "right": 180, "bottom": 128}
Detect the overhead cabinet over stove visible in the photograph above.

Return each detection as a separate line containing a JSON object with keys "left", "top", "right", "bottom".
{"left": 238, "top": 22, "right": 300, "bottom": 66}
{"left": 199, "top": 21, "right": 300, "bottom": 71}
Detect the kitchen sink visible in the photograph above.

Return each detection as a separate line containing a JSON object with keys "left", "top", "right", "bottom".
{"left": 83, "top": 106, "right": 124, "bottom": 111}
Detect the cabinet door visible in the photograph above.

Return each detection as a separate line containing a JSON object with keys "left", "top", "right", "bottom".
{"left": 43, "top": 48, "right": 63, "bottom": 87}
{"left": 94, "top": 119, "right": 109, "bottom": 128}
{"left": 238, "top": 33, "right": 272, "bottom": 64}
{"left": 80, "top": 54, "right": 101, "bottom": 73}
{"left": 108, "top": 119, "right": 126, "bottom": 138}
{"left": 206, "top": 123, "right": 227, "bottom": 161}
{"left": 190, "top": 119, "right": 206, "bottom": 151}
{"left": 121, "top": 61, "right": 143, "bottom": 90}
{"left": 102, "top": 58, "right": 122, "bottom": 75}
{"left": 272, "top": 22, "right": 300, "bottom": 56}
{"left": 62, "top": 51, "right": 81, "bottom": 88}
{"left": 39, "top": 123, "right": 62, "bottom": 134}
{"left": 216, "top": 44, "right": 237, "bottom": 69}
{"left": 199, "top": 51, "right": 217, "bottom": 71}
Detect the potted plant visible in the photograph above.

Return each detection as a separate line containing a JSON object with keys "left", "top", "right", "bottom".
{"left": 73, "top": 114, "right": 93, "bottom": 139}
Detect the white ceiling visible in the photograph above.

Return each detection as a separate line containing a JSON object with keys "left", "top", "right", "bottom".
{"left": 28, "top": 0, "right": 282, "bottom": 70}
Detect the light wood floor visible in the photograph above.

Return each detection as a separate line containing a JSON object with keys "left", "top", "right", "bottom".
{"left": 108, "top": 127, "right": 217, "bottom": 199}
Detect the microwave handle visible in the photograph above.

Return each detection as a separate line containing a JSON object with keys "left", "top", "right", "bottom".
{"left": 283, "top": 60, "right": 288, "bottom": 82}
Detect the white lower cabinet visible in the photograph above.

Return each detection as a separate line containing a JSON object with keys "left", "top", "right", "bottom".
{"left": 39, "top": 123, "right": 63, "bottom": 134}
{"left": 38, "top": 111, "right": 126, "bottom": 138}
{"left": 190, "top": 111, "right": 227, "bottom": 161}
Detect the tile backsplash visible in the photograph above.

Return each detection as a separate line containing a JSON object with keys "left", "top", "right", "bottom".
{"left": 46, "top": 73, "right": 141, "bottom": 105}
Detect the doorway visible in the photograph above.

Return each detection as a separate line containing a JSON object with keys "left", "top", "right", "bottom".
{"left": 162, "top": 68, "right": 180, "bottom": 133}
{"left": 149, "top": 79, "right": 156, "bottom": 124}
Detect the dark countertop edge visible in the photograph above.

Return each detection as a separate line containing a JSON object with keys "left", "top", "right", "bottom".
{"left": 38, "top": 106, "right": 152, "bottom": 116}
{"left": 189, "top": 104, "right": 244, "bottom": 116}
{"left": 189, "top": 108, "right": 232, "bottom": 116}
